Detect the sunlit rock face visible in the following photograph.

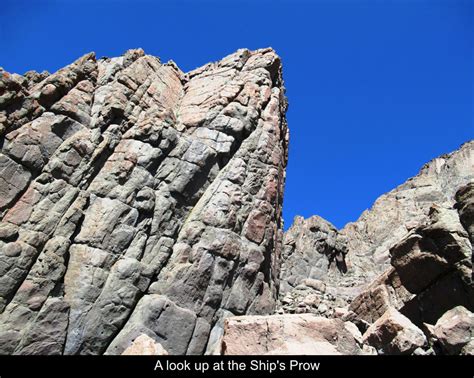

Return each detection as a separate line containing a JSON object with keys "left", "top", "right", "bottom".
{"left": 0, "top": 47, "right": 289, "bottom": 355}
{"left": 276, "top": 142, "right": 473, "bottom": 356}
{"left": 1, "top": 43, "right": 472, "bottom": 356}
{"left": 278, "top": 142, "right": 473, "bottom": 318}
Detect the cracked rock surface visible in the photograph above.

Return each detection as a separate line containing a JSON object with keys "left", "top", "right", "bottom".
{"left": 1, "top": 45, "right": 472, "bottom": 356}
{"left": 278, "top": 142, "right": 473, "bottom": 318}
{"left": 0, "top": 47, "right": 288, "bottom": 355}
{"left": 273, "top": 142, "right": 473, "bottom": 355}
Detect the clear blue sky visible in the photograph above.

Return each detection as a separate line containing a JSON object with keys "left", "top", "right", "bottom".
{"left": 1, "top": 0, "right": 472, "bottom": 229}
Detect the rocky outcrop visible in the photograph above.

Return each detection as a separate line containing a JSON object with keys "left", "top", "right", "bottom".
{"left": 278, "top": 217, "right": 356, "bottom": 317}
{"left": 0, "top": 47, "right": 288, "bottom": 355}
{"left": 362, "top": 307, "right": 427, "bottom": 355}
{"left": 1, "top": 44, "right": 472, "bottom": 356}
{"left": 346, "top": 183, "right": 474, "bottom": 355}
{"left": 279, "top": 143, "right": 473, "bottom": 316}
{"left": 280, "top": 215, "right": 348, "bottom": 294}
{"left": 278, "top": 142, "right": 473, "bottom": 355}
{"left": 455, "top": 182, "right": 474, "bottom": 245}
{"left": 427, "top": 306, "right": 474, "bottom": 355}
{"left": 349, "top": 202, "right": 473, "bottom": 327}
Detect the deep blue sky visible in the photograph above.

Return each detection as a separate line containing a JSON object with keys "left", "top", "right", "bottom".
{"left": 1, "top": 0, "right": 472, "bottom": 229}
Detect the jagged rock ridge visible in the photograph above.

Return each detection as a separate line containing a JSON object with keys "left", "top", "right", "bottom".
{"left": 278, "top": 142, "right": 473, "bottom": 317}
{"left": 0, "top": 47, "right": 288, "bottom": 355}
{"left": 341, "top": 141, "right": 473, "bottom": 271}
{"left": 269, "top": 142, "right": 473, "bottom": 355}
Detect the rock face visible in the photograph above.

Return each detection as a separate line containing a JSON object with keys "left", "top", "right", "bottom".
{"left": 0, "top": 47, "right": 288, "bottom": 355}
{"left": 279, "top": 143, "right": 473, "bottom": 317}
{"left": 279, "top": 216, "right": 355, "bottom": 317}
{"left": 278, "top": 142, "right": 473, "bottom": 355}
{"left": 349, "top": 202, "right": 473, "bottom": 327}
{"left": 1, "top": 45, "right": 472, "bottom": 356}
{"left": 455, "top": 182, "right": 474, "bottom": 245}
{"left": 348, "top": 184, "right": 474, "bottom": 355}
{"left": 281, "top": 215, "right": 348, "bottom": 294}
{"left": 221, "top": 314, "right": 367, "bottom": 355}
{"left": 342, "top": 141, "right": 473, "bottom": 274}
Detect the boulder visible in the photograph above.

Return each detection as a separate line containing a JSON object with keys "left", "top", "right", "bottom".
{"left": 222, "top": 314, "right": 366, "bottom": 355}
{"left": 431, "top": 306, "right": 474, "bottom": 355}
{"left": 362, "top": 307, "right": 426, "bottom": 355}
{"left": 122, "top": 334, "right": 168, "bottom": 355}
{"left": 390, "top": 205, "right": 471, "bottom": 294}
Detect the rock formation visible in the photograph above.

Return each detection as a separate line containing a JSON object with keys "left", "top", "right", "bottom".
{"left": 0, "top": 47, "right": 288, "bottom": 355}
{"left": 361, "top": 307, "right": 427, "bottom": 355}
{"left": 278, "top": 142, "right": 473, "bottom": 318}
{"left": 265, "top": 142, "right": 473, "bottom": 356}
{"left": 1, "top": 46, "right": 472, "bottom": 356}
{"left": 349, "top": 199, "right": 473, "bottom": 327}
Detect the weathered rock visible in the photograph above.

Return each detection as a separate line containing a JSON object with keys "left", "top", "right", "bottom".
{"left": 121, "top": 334, "right": 168, "bottom": 355}
{"left": 430, "top": 306, "right": 474, "bottom": 355}
{"left": 350, "top": 203, "right": 474, "bottom": 328}
{"left": 279, "top": 142, "right": 473, "bottom": 324}
{"left": 278, "top": 145, "right": 472, "bottom": 355}
{"left": 390, "top": 205, "right": 471, "bottom": 294}
{"left": 278, "top": 216, "right": 357, "bottom": 316}
{"left": 221, "top": 314, "right": 366, "bottom": 355}
{"left": 1, "top": 44, "right": 472, "bottom": 356}
{"left": 342, "top": 141, "right": 473, "bottom": 274}
{"left": 362, "top": 307, "right": 426, "bottom": 355}
{"left": 281, "top": 216, "right": 348, "bottom": 292}
{"left": 348, "top": 268, "right": 411, "bottom": 325}
{"left": 0, "top": 47, "right": 288, "bottom": 355}
{"left": 461, "top": 340, "right": 474, "bottom": 355}
{"left": 455, "top": 182, "right": 474, "bottom": 245}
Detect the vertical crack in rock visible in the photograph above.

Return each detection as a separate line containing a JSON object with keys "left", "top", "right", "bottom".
{"left": 0, "top": 47, "right": 288, "bottom": 355}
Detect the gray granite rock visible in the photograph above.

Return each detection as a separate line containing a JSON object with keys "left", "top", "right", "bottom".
{"left": 0, "top": 47, "right": 288, "bottom": 355}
